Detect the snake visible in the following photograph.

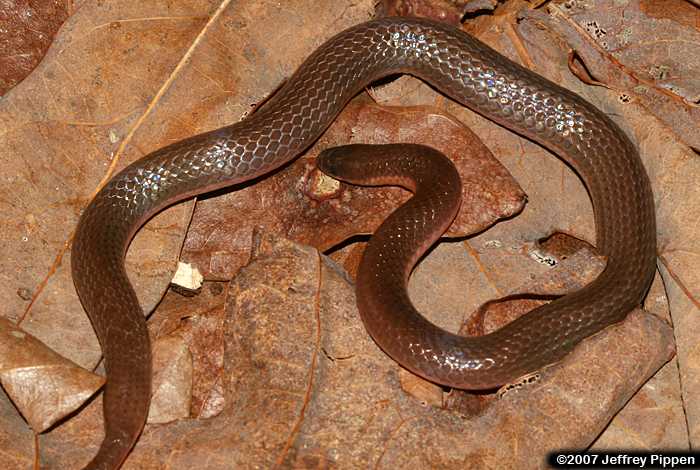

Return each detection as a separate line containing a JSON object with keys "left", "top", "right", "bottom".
{"left": 71, "top": 16, "right": 656, "bottom": 469}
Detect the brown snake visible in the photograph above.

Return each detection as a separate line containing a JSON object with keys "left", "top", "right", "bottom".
{"left": 71, "top": 16, "right": 656, "bottom": 469}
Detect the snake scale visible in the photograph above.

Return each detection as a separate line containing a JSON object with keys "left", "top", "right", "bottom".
{"left": 71, "top": 16, "right": 656, "bottom": 469}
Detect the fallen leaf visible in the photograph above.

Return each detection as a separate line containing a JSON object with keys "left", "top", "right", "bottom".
{"left": 150, "top": 282, "right": 228, "bottom": 419}
{"left": 147, "top": 335, "right": 193, "bottom": 424}
{"left": 518, "top": 0, "right": 700, "bottom": 451}
{"left": 0, "top": 317, "right": 104, "bottom": 433}
{"left": 0, "top": 0, "right": 694, "bottom": 464}
{"left": 378, "top": 0, "right": 499, "bottom": 24}
{"left": 444, "top": 237, "right": 604, "bottom": 416}
{"left": 0, "top": 0, "right": 74, "bottom": 95}
{"left": 0, "top": 388, "right": 33, "bottom": 469}
{"left": 0, "top": 0, "right": 376, "bottom": 371}
{"left": 522, "top": 1, "right": 700, "bottom": 147}
{"left": 1, "top": 0, "right": 378, "bottom": 464}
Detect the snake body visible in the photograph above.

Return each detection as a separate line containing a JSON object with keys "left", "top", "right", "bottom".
{"left": 71, "top": 17, "right": 656, "bottom": 469}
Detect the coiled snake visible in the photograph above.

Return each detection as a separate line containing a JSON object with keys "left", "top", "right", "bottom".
{"left": 71, "top": 17, "right": 656, "bottom": 469}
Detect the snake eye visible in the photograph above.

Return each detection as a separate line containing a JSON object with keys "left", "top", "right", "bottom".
{"left": 316, "top": 148, "right": 344, "bottom": 176}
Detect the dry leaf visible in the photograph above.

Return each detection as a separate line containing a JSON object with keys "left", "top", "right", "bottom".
{"left": 0, "top": 0, "right": 694, "bottom": 465}
{"left": 147, "top": 335, "right": 193, "bottom": 424}
{"left": 0, "top": 0, "right": 74, "bottom": 95}
{"left": 378, "top": 0, "right": 499, "bottom": 24}
{"left": 1, "top": 0, "right": 378, "bottom": 464}
{"left": 0, "top": 388, "right": 33, "bottom": 469}
{"left": 443, "top": 237, "right": 604, "bottom": 415}
{"left": 519, "top": 0, "right": 699, "bottom": 450}
{"left": 150, "top": 282, "right": 228, "bottom": 419}
{"left": 0, "top": 317, "right": 104, "bottom": 433}
{"left": 0, "top": 0, "right": 376, "bottom": 370}
{"left": 522, "top": 2, "right": 700, "bottom": 147}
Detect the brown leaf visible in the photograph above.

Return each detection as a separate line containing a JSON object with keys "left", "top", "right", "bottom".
{"left": 398, "top": 368, "right": 444, "bottom": 407}
{"left": 377, "top": 0, "right": 498, "bottom": 24}
{"left": 1, "top": 0, "right": 693, "bottom": 463}
{"left": 0, "top": 389, "right": 33, "bottom": 469}
{"left": 1, "top": 1, "right": 377, "bottom": 463}
{"left": 521, "top": 1, "right": 700, "bottom": 148}
{"left": 593, "top": 272, "right": 689, "bottom": 449}
{"left": 0, "top": 0, "right": 73, "bottom": 95}
{"left": 147, "top": 335, "right": 193, "bottom": 425}
{"left": 516, "top": 0, "right": 700, "bottom": 450}
{"left": 0, "top": 317, "right": 104, "bottom": 433}
{"left": 149, "top": 282, "right": 228, "bottom": 419}
{"left": 444, "top": 236, "right": 605, "bottom": 416}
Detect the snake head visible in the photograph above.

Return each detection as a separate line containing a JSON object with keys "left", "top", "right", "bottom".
{"left": 316, "top": 144, "right": 371, "bottom": 183}
{"left": 317, "top": 143, "right": 424, "bottom": 188}
{"left": 317, "top": 143, "right": 453, "bottom": 192}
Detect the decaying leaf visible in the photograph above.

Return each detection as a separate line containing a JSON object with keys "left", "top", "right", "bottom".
{"left": 0, "top": 0, "right": 377, "bottom": 463}
{"left": 149, "top": 283, "right": 228, "bottom": 420}
{"left": 442, "top": 237, "right": 605, "bottom": 416}
{"left": 0, "top": 0, "right": 695, "bottom": 465}
{"left": 522, "top": 2, "right": 700, "bottom": 148}
{"left": 515, "top": 1, "right": 700, "bottom": 446}
{"left": 146, "top": 335, "right": 193, "bottom": 425}
{"left": 378, "top": 0, "right": 499, "bottom": 24}
{"left": 0, "top": 317, "right": 104, "bottom": 433}
{"left": 0, "top": 388, "right": 33, "bottom": 469}
{"left": 0, "top": 0, "right": 74, "bottom": 95}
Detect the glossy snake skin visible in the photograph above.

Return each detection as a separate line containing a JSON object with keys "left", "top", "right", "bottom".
{"left": 71, "top": 17, "right": 656, "bottom": 469}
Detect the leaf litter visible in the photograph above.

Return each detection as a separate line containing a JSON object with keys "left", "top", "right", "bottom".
{"left": 0, "top": 0, "right": 695, "bottom": 466}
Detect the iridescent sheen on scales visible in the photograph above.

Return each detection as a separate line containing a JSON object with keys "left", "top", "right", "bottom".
{"left": 71, "top": 17, "right": 656, "bottom": 469}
